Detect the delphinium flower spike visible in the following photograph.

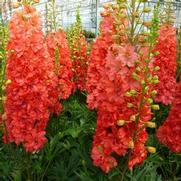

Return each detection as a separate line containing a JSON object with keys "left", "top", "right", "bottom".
{"left": 4, "top": 2, "right": 57, "bottom": 152}
{"left": 87, "top": 0, "right": 160, "bottom": 172}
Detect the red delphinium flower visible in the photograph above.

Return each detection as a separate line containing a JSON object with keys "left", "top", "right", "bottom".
{"left": 4, "top": 5, "right": 57, "bottom": 152}
{"left": 68, "top": 9, "right": 88, "bottom": 92}
{"left": 86, "top": 36, "right": 112, "bottom": 110}
{"left": 128, "top": 130, "right": 148, "bottom": 169}
{"left": 87, "top": 3, "right": 159, "bottom": 172}
{"left": 91, "top": 111, "right": 128, "bottom": 173}
{"left": 71, "top": 33, "right": 88, "bottom": 92}
{"left": 157, "top": 83, "right": 181, "bottom": 153}
{"left": 153, "top": 25, "right": 177, "bottom": 105}
{"left": 46, "top": 30, "right": 73, "bottom": 101}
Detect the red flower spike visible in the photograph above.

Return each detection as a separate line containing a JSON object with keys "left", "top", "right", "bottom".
{"left": 4, "top": 5, "right": 58, "bottom": 152}
{"left": 71, "top": 34, "right": 88, "bottom": 92}
{"left": 153, "top": 25, "right": 177, "bottom": 105}
{"left": 46, "top": 30, "right": 73, "bottom": 101}
{"left": 157, "top": 83, "right": 181, "bottom": 153}
{"left": 87, "top": 4, "right": 157, "bottom": 172}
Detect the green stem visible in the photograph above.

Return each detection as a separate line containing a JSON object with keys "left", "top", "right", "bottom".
{"left": 52, "top": 0, "right": 57, "bottom": 31}
{"left": 130, "top": 0, "right": 136, "bottom": 44}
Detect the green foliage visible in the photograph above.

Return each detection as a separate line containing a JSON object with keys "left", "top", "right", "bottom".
{"left": 83, "top": 30, "right": 96, "bottom": 39}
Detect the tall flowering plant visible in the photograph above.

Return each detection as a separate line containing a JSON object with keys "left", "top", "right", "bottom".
{"left": 67, "top": 8, "right": 88, "bottom": 92}
{"left": 46, "top": 30, "right": 73, "bottom": 112}
{"left": 87, "top": 0, "right": 160, "bottom": 173}
{"left": 4, "top": 4, "right": 57, "bottom": 152}
{"left": 156, "top": 21, "right": 181, "bottom": 154}
{"left": 46, "top": 0, "right": 73, "bottom": 114}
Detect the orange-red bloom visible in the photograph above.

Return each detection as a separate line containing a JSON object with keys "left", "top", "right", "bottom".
{"left": 4, "top": 5, "right": 57, "bottom": 152}
{"left": 46, "top": 30, "right": 73, "bottom": 103}
{"left": 71, "top": 33, "right": 88, "bottom": 92}
{"left": 157, "top": 83, "right": 181, "bottom": 153}
{"left": 153, "top": 25, "right": 177, "bottom": 105}
{"left": 87, "top": 5, "right": 156, "bottom": 172}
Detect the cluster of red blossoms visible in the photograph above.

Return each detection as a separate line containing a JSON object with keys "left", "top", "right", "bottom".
{"left": 157, "top": 83, "right": 181, "bottom": 153}
{"left": 46, "top": 30, "right": 73, "bottom": 113}
{"left": 4, "top": 6, "right": 56, "bottom": 152}
{"left": 87, "top": 4, "right": 156, "bottom": 172}
{"left": 3, "top": 5, "right": 73, "bottom": 152}
{"left": 71, "top": 31, "right": 88, "bottom": 92}
{"left": 153, "top": 25, "right": 177, "bottom": 105}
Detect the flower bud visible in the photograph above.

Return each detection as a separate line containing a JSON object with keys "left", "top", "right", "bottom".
{"left": 125, "top": 92, "right": 131, "bottom": 97}
{"left": 152, "top": 105, "right": 160, "bottom": 110}
{"left": 145, "top": 59, "right": 150, "bottom": 63}
{"left": 145, "top": 122, "right": 156, "bottom": 128}
{"left": 130, "top": 115, "right": 136, "bottom": 122}
{"left": 154, "top": 66, "right": 160, "bottom": 71}
{"left": 6, "top": 79, "right": 12, "bottom": 85}
{"left": 143, "top": 7, "right": 151, "bottom": 13}
{"left": 128, "top": 140, "right": 134, "bottom": 149}
{"left": 132, "top": 72, "right": 139, "bottom": 80}
{"left": 144, "top": 86, "right": 149, "bottom": 92}
{"left": 117, "top": 120, "right": 125, "bottom": 126}
{"left": 127, "top": 103, "right": 134, "bottom": 108}
{"left": 136, "top": 67, "right": 141, "bottom": 72}
{"left": 153, "top": 75, "right": 158, "bottom": 80}
{"left": 2, "top": 96, "right": 7, "bottom": 102}
{"left": 130, "top": 89, "right": 137, "bottom": 96}
{"left": 152, "top": 79, "right": 159, "bottom": 84}
{"left": 2, "top": 86, "right": 6, "bottom": 91}
{"left": 132, "top": 12, "right": 139, "bottom": 18}
{"left": 142, "top": 21, "right": 152, "bottom": 28}
{"left": 141, "top": 80, "right": 146, "bottom": 86}
{"left": 2, "top": 113, "right": 7, "bottom": 121}
{"left": 135, "top": 60, "right": 141, "bottom": 64}
{"left": 147, "top": 146, "right": 156, "bottom": 153}
{"left": 151, "top": 75, "right": 159, "bottom": 84}
{"left": 151, "top": 90, "right": 157, "bottom": 96}
{"left": 154, "top": 51, "right": 160, "bottom": 56}
{"left": 147, "top": 98, "right": 153, "bottom": 104}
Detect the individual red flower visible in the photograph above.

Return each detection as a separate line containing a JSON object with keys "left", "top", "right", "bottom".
{"left": 4, "top": 5, "right": 57, "bottom": 152}
{"left": 92, "top": 144, "right": 117, "bottom": 173}
{"left": 153, "top": 25, "right": 177, "bottom": 105}
{"left": 128, "top": 130, "right": 148, "bottom": 169}
{"left": 157, "top": 83, "right": 181, "bottom": 153}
